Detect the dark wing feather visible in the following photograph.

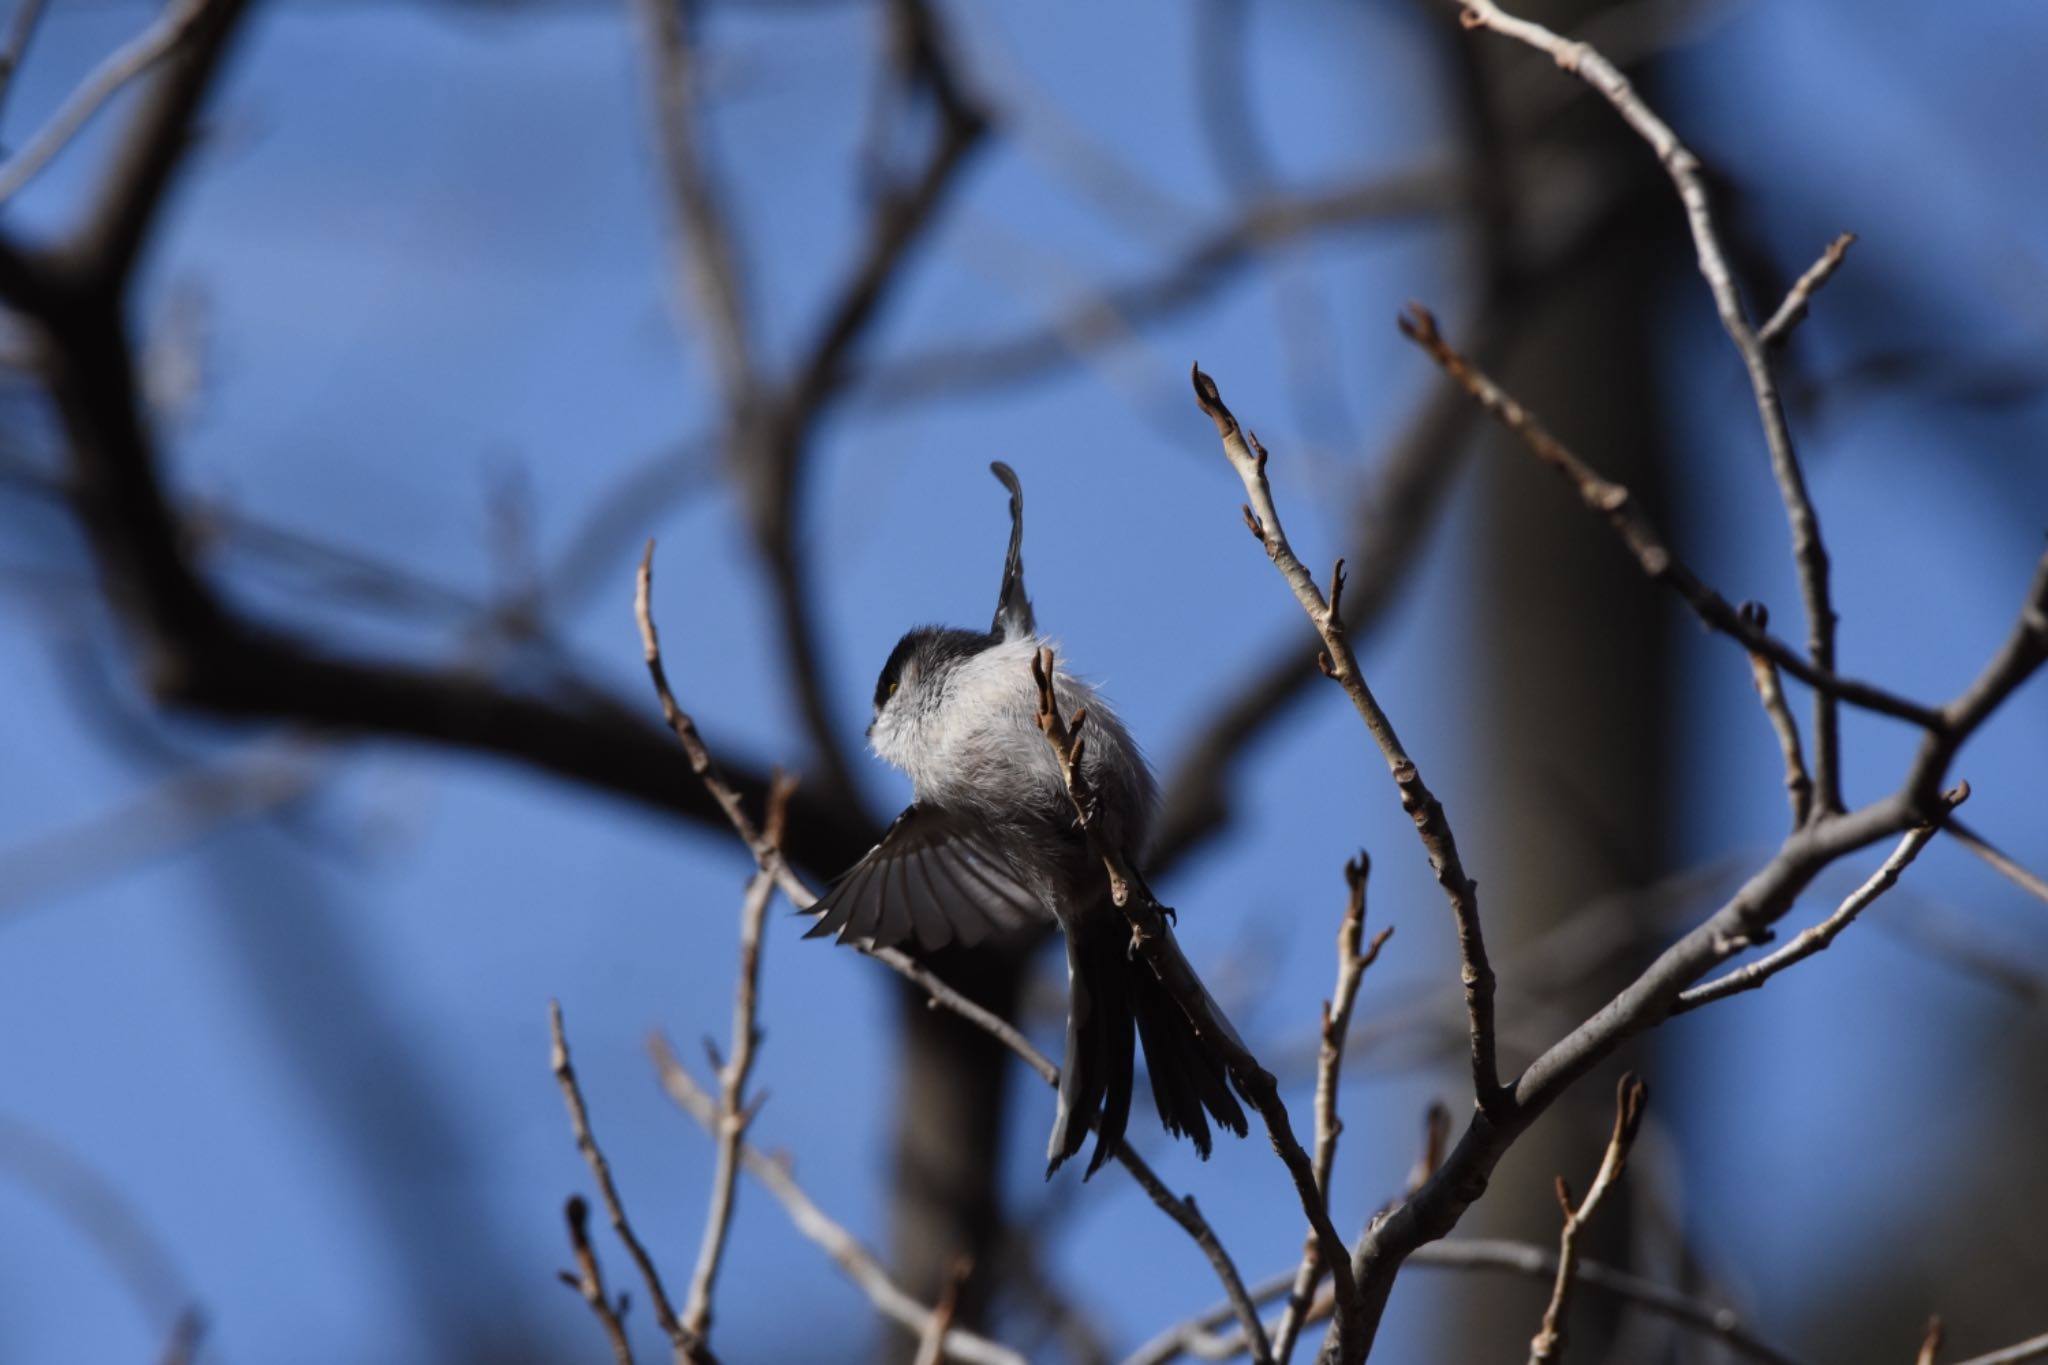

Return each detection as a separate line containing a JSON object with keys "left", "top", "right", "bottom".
{"left": 805, "top": 805, "right": 1044, "bottom": 951}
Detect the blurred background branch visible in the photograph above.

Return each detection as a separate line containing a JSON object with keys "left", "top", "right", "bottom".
{"left": 0, "top": 0, "right": 2044, "bottom": 1362}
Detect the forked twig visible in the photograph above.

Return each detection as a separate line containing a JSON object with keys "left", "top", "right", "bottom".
{"left": 1528, "top": 1074, "right": 1649, "bottom": 1364}
{"left": 551, "top": 1002, "right": 715, "bottom": 1365}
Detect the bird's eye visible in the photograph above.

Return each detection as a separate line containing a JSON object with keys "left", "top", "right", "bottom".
{"left": 888, "top": 680, "right": 899, "bottom": 697}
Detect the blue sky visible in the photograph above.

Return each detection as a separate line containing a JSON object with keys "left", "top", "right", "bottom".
{"left": 1, "top": 1, "right": 2045, "bottom": 1361}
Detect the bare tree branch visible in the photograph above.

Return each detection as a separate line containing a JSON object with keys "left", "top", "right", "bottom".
{"left": 1757, "top": 232, "right": 1856, "bottom": 348}
{"left": 1330, "top": 545, "right": 2047, "bottom": 1360}
{"left": 1448, "top": 0, "right": 1845, "bottom": 815}
{"left": 551, "top": 1002, "right": 715, "bottom": 1365}
{"left": 1948, "top": 817, "right": 2048, "bottom": 907}
{"left": 859, "top": 167, "right": 1462, "bottom": 410}
{"left": 1395, "top": 304, "right": 1944, "bottom": 731}
{"left": 559, "top": 1195, "right": 639, "bottom": 1365}
{"left": 0, "top": 0, "right": 219, "bottom": 210}
{"left": 629, "top": 0, "right": 759, "bottom": 412}
{"left": 1271, "top": 857, "right": 1391, "bottom": 1365}
{"left": 1528, "top": 1074, "right": 1648, "bottom": 1365}
{"left": 637, "top": 543, "right": 1273, "bottom": 1358}
{"left": 1948, "top": 1330, "right": 2048, "bottom": 1365}
{"left": 1125, "top": 1233, "right": 1807, "bottom": 1365}
{"left": 683, "top": 777, "right": 796, "bottom": 1344}
{"left": 1673, "top": 791, "right": 1964, "bottom": 1013}
{"left": 1737, "top": 601, "right": 1814, "bottom": 829}
{"left": 651, "top": 1038, "right": 1024, "bottom": 1365}
{"left": 1192, "top": 366, "right": 1503, "bottom": 1123}
{"left": 912, "top": 1258, "right": 974, "bottom": 1365}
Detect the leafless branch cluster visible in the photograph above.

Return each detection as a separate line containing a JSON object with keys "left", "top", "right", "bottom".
{"left": 4, "top": 0, "right": 2045, "bottom": 1360}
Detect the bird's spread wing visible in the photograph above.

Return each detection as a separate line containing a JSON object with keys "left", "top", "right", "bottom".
{"left": 804, "top": 804, "right": 1043, "bottom": 952}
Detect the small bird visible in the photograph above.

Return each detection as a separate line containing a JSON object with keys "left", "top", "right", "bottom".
{"left": 805, "top": 463, "right": 1247, "bottom": 1177}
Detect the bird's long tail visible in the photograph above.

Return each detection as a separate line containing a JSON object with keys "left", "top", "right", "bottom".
{"left": 1046, "top": 917, "right": 1249, "bottom": 1178}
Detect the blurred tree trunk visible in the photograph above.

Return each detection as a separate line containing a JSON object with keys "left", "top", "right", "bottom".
{"left": 1448, "top": 0, "right": 1676, "bottom": 1357}
{"left": 880, "top": 947, "right": 1031, "bottom": 1358}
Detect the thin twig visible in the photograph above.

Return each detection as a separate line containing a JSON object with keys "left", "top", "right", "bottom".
{"left": 1920, "top": 1317, "right": 1947, "bottom": 1365}
{"left": 912, "top": 1258, "right": 975, "bottom": 1365}
{"left": 651, "top": 1038, "right": 1025, "bottom": 1365}
{"left": 1674, "top": 789, "right": 1965, "bottom": 1013}
{"left": 1406, "top": 1103, "right": 1451, "bottom": 1198}
{"left": 0, "top": 0, "right": 216, "bottom": 206}
{"left": 1949, "top": 1331, "right": 2048, "bottom": 1365}
{"left": 1948, "top": 817, "right": 2048, "bottom": 907}
{"left": 1448, "top": 0, "right": 1845, "bottom": 815}
{"left": 560, "top": 1195, "right": 638, "bottom": 1365}
{"left": 629, "top": 0, "right": 757, "bottom": 411}
{"left": 551, "top": 1002, "right": 714, "bottom": 1365}
{"left": 1737, "top": 602, "right": 1814, "bottom": 828}
{"left": 861, "top": 165, "right": 1462, "bottom": 410}
{"left": 1758, "top": 232, "right": 1856, "bottom": 348}
{"left": 1123, "top": 1233, "right": 1806, "bottom": 1365}
{"left": 0, "top": 0, "right": 50, "bottom": 121}
{"left": 1192, "top": 365, "right": 1504, "bottom": 1123}
{"left": 1272, "top": 858, "right": 1391, "bottom": 1365}
{"left": 1396, "top": 304, "right": 1943, "bottom": 731}
{"left": 1334, "top": 565, "right": 2048, "bottom": 1365}
{"left": 683, "top": 777, "right": 796, "bottom": 1344}
{"left": 635, "top": 541, "right": 815, "bottom": 906}
{"left": 1528, "top": 1074, "right": 1649, "bottom": 1365}
{"left": 636, "top": 544, "right": 1270, "bottom": 1357}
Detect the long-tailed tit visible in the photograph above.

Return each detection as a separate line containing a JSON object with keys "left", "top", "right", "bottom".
{"left": 805, "top": 464, "right": 1246, "bottom": 1177}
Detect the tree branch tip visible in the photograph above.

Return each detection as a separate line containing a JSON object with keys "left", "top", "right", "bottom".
{"left": 1397, "top": 301, "right": 1440, "bottom": 342}
{"left": 1917, "top": 1314, "right": 1944, "bottom": 1365}
{"left": 1614, "top": 1072, "right": 1648, "bottom": 1141}
{"left": 1189, "top": 363, "right": 1233, "bottom": 430}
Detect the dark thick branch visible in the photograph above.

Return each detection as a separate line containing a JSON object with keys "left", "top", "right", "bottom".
{"left": 69, "top": 0, "right": 250, "bottom": 287}
{"left": 0, "top": 0, "right": 877, "bottom": 886}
